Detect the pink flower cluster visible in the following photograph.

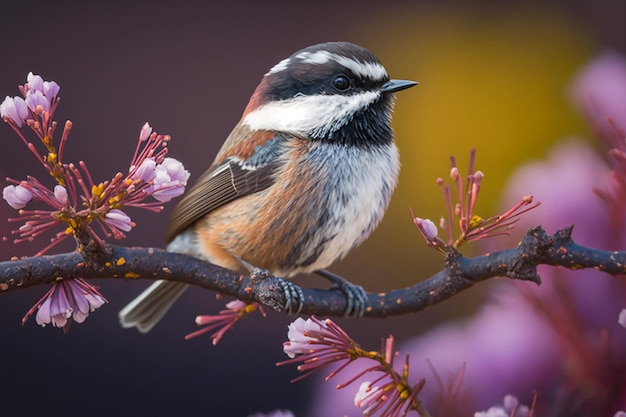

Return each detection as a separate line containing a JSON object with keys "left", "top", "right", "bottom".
{"left": 474, "top": 395, "right": 531, "bottom": 417}
{"left": 279, "top": 317, "right": 428, "bottom": 417}
{"left": 1, "top": 72, "right": 190, "bottom": 331}
{"left": 411, "top": 150, "right": 539, "bottom": 254}
{"left": 1, "top": 73, "right": 189, "bottom": 249}
{"left": 0, "top": 72, "right": 59, "bottom": 128}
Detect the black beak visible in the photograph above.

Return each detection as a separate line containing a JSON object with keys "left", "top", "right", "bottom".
{"left": 380, "top": 79, "right": 418, "bottom": 93}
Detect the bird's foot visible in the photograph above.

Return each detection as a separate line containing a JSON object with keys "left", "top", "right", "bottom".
{"left": 315, "top": 269, "right": 368, "bottom": 318}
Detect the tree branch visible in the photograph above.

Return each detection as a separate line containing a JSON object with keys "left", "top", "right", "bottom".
{"left": 1, "top": 225, "right": 624, "bottom": 317}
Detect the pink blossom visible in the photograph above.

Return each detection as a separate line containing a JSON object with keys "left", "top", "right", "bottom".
{"left": 25, "top": 90, "right": 50, "bottom": 113}
{"left": 26, "top": 72, "right": 44, "bottom": 92}
{"left": 104, "top": 208, "right": 133, "bottom": 232}
{"left": 501, "top": 141, "right": 611, "bottom": 248}
{"left": 22, "top": 277, "right": 107, "bottom": 333}
{"left": 149, "top": 157, "right": 190, "bottom": 202}
{"left": 3, "top": 184, "right": 34, "bottom": 209}
{"left": 54, "top": 185, "right": 68, "bottom": 205}
{"left": 503, "top": 395, "right": 529, "bottom": 417}
{"left": 131, "top": 158, "right": 157, "bottom": 182}
{"left": 43, "top": 80, "right": 60, "bottom": 99}
{"left": 619, "top": 309, "right": 626, "bottom": 328}
{"left": 354, "top": 381, "right": 385, "bottom": 415}
{"left": 161, "top": 157, "right": 190, "bottom": 183}
{"left": 474, "top": 407, "right": 508, "bottom": 417}
{"left": 279, "top": 317, "right": 427, "bottom": 417}
{"left": 0, "top": 96, "right": 29, "bottom": 127}
{"left": 475, "top": 395, "right": 530, "bottom": 417}
{"left": 283, "top": 316, "right": 340, "bottom": 359}
{"left": 21, "top": 72, "right": 59, "bottom": 114}
{"left": 278, "top": 316, "right": 362, "bottom": 384}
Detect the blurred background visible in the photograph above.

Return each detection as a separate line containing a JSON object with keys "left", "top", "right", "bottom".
{"left": 0, "top": 1, "right": 624, "bottom": 416}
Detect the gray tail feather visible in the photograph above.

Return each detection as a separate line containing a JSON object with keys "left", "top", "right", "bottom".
{"left": 118, "top": 280, "right": 189, "bottom": 333}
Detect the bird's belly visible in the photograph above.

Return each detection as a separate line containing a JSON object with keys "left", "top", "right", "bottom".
{"left": 200, "top": 143, "right": 400, "bottom": 277}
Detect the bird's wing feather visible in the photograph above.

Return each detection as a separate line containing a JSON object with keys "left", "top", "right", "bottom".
{"left": 165, "top": 131, "right": 284, "bottom": 241}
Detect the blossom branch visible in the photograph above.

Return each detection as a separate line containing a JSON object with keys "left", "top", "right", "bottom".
{"left": 1, "top": 225, "right": 624, "bottom": 318}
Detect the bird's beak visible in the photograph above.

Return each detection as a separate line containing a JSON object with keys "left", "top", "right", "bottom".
{"left": 380, "top": 79, "right": 418, "bottom": 93}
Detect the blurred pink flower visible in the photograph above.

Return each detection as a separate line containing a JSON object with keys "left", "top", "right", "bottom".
{"left": 247, "top": 410, "right": 295, "bottom": 417}
{"left": 570, "top": 51, "right": 626, "bottom": 137}
{"left": 474, "top": 395, "right": 530, "bottom": 417}
{"left": 501, "top": 140, "right": 611, "bottom": 248}
{"left": 354, "top": 381, "right": 385, "bottom": 415}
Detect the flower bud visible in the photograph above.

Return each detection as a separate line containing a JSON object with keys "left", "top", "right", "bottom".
{"left": 138, "top": 122, "right": 152, "bottom": 142}
{"left": 43, "top": 80, "right": 60, "bottom": 99}
{"left": 54, "top": 185, "right": 68, "bottom": 205}
{"left": 26, "top": 72, "right": 44, "bottom": 92}
{"left": 105, "top": 209, "right": 133, "bottom": 232}
{"left": 3, "top": 184, "right": 34, "bottom": 209}
{"left": 414, "top": 217, "right": 438, "bottom": 239}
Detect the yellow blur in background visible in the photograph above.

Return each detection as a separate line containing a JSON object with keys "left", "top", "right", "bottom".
{"left": 331, "top": 5, "right": 592, "bottom": 296}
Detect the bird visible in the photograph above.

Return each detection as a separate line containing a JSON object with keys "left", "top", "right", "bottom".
{"left": 119, "top": 41, "right": 417, "bottom": 333}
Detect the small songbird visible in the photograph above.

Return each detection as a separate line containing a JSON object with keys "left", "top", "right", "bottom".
{"left": 119, "top": 41, "right": 416, "bottom": 333}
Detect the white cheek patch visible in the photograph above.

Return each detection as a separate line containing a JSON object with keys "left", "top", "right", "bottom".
{"left": 295, "top": 50, "right": 388, "bottom": 81}
{"left": 242, "top": 90, "right": 381, "bottom": 138}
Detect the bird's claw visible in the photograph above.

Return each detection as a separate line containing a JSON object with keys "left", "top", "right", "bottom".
{"left": 316, "top": 270, "right": 368, "bottom": 318}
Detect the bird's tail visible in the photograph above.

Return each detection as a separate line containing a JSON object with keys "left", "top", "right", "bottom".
{"left": 119, "top": 230, "right": 199, "bottom": 333}
{"left": 118, "top": 280, "right": 189, "bottom": 333}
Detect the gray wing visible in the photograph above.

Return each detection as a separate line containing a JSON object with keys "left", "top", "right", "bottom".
{"left": 165, "top": 135, "right": 283, "bottom": 242}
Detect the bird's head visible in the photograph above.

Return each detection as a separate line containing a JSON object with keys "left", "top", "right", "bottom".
{"left": 241, "top": 42, "right": 417, "bottom": 147}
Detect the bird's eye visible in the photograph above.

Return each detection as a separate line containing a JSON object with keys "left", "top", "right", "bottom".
{"left": 332, "top": 75, "right": 351, "bottom": 91}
